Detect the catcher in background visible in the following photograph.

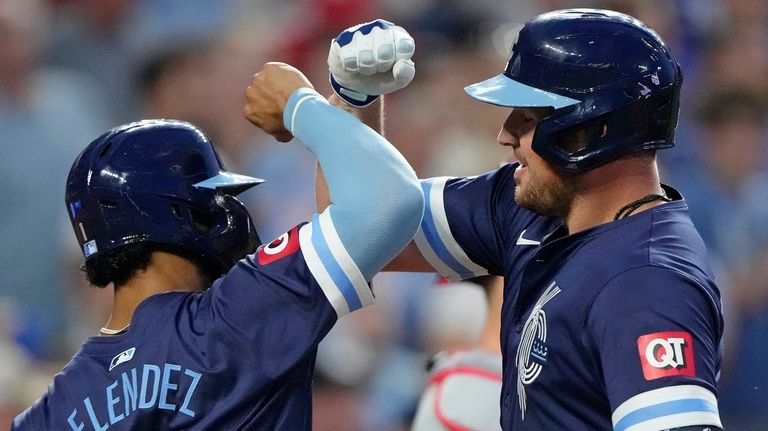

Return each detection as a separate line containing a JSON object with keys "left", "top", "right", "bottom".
{"left": 13, "top": 54, "right": 423, "bottom": 429}
{"left": 325, "top": 10, "right": 723, "bottom": 431}
{"left": 410, "top": 275, "right": 503, "bottom": 431}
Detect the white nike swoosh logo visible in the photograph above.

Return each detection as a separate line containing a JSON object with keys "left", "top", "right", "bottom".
{"left": 516, "top": 229, "right": 541, "bottom": 246}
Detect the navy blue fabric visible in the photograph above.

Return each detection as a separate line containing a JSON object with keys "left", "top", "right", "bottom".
{"left": 13, "top": 230, "right": 336, "bottom": 430}
{"left": 437, "top": 163, "right": 723, "bottom": 430}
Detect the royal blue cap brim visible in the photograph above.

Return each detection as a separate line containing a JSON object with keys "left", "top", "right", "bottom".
{"left": 193, "top": 172, "right": 265, "bottom": 194}
{"left": 464, "top": 74, "right": 581, "bottom": 109}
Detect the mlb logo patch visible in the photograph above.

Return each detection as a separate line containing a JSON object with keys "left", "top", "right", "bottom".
{"left": 257, "top": 226, "right": 300, "bottom": 265}
{"left": 109, "top": 347, "right": 136, "bottom": 371}
{"left": 637, "top": 331, "right": 696, "bottom": 380}
{"left": 83, "top": 240, "right": 98, "bottom": 257}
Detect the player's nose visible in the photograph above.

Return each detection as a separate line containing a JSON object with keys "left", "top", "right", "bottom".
{"left": 497, "top": 126, "right": 519, "bottom": 149}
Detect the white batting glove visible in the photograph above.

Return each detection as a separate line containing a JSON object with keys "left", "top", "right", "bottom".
{"left": 328, "top": 19, "right": 416, "bottom": 107}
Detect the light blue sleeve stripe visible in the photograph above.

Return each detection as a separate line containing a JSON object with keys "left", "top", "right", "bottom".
{"left": 309, "top": 214, "right": 363, "bottom": 311}
{"left": 614, "top": 398, "right": 719, "bottom": 431}
{"left": 420, "top": 181, "right": 476, "bottom": 280}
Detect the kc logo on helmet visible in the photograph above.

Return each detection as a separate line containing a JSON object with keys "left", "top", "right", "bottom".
{"left": 637, "top": 331, "right": 696, "bottom": 380}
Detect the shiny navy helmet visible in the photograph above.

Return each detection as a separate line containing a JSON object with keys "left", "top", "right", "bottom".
{"left": 65, "top": 119, "right": 263, "bottom": 276}
{"left": 466, "top": 9, "right": 683, "bottom": 172}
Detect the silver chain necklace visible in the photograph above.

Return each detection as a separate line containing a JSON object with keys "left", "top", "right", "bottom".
{"left": 99, "top": 324, "right": 130, "bottom": 336}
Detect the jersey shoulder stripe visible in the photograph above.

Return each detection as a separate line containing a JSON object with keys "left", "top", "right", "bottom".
{"left": 415, "top": 177, "right": 488, "bottom": 281}
{"left": 612, "top": 385, "right": 721, "bottom": 431}
{"left": 299, "top": 211, "right": 373, "bottom": 317}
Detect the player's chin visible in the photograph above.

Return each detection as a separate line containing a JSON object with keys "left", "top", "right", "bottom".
{"left": 513, "top": 167, "right": 535, "bottom": 197}
{"left": 513, "top": 186, "right": 532, "bottom": 209}
{"left": 515, "top": 184, "right": 560, "bottom": 216}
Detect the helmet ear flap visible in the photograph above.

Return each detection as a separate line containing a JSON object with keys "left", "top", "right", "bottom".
{"left": 157, "top": 192, "right": 256, "bottom": 275}
{"left": 219, "top": 194, "right": 260, "bottom": 246}
{"left": 533, "top": 82, "right": 679, "bottom": 173}
{"left": 199, "top": 194, "right": 260, "bottom": 273}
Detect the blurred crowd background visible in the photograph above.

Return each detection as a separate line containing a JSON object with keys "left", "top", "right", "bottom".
{"left": 1, "top": 0, "right": 766, "bottom": 429}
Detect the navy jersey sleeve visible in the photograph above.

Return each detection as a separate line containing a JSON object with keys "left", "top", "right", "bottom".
{"left": 195, "top": 218, "right": 374, "bottom": 380}
{"left": 586, "top": 266, "right": 723, "bottom": 431}
{"left": 414, "top": 163, "right": 535, "bottom": 280}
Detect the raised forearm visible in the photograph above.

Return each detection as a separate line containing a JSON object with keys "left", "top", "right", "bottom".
{"left": 287, "top": 89, "right": 423, "bottom": 279}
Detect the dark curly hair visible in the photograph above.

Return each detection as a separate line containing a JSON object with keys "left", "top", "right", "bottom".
{"left": 84, "top": 242, "right": 220, "bottom": 288}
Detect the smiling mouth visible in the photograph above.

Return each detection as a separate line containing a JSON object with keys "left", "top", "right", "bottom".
{"left": 510, "top": 146, "right": 526, "bottom": 167}
{"left": 513, "top": 162, "right": 528, "bottom": 184}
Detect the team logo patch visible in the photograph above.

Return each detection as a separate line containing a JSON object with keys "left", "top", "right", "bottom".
{"left": 516, "top": 281, "right": 561, "bottom": 420}
{"left": 257, "top": 227, "right": 300, "bottom": 265}
{"left": 637, "top": 331, "right": 696, "bottom": 380}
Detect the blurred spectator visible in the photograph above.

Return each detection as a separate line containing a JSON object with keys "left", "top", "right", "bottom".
{"left": 397, "top": 47, "right": 511, "bottom": 177}
{"left": 0, "top": 0, "right": 108, "bottom": 358}
{"left": 3, "top": 0, "right": 767, "bottom": 429}
{"left": 672, "top": 89, "right": 768, "bottom": 253}
{"left": 137, "top": 36, "right": 318, "bottom": 241}
{"left": 700, "top": 25, "right": 768, "bottom": 95}
{"left": 722, "top": 0, "right": 768, "bottom": 27}
{"left": 314, "top": 273, "right": 490, "bottom": 431}
{"left": 665, "top": 11, "right": 768, "bottom": 417}
{"left": 46, "top": 0, "right": 242, "bottom": 125}
{"left": 681, "top": 88, "right": 768, "bottom": 431}
{"left": 0, "top": 300, "right": 28, "bottom": 422}
{"left": 45, "top": 0, "right": 141, "bottom": 124}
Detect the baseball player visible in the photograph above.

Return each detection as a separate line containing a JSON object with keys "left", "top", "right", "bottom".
{"left": 410, "top": 276, "right": 504, "bottom": 431}
{"left": 13, "top": 59, "right": 423, "bottom": 429}
{"left": 326, "top": 11, "right": 723, "bottom": 431}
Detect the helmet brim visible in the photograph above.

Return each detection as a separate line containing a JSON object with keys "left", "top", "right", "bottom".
{"left": 193, "top": 172, "right": 265, "bottom": 195}
{"left": 464, "top": 74, "right": 581, "bottom": 109}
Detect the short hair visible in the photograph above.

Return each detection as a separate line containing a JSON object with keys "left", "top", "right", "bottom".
{"left": 84, "top": 242, "right": 154, "bottom": 288}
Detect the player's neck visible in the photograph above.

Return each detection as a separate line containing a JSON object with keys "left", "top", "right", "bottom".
{"left": 104, "top": 252, "right": 207, "bottom": 333}
{"left": 563, "top": 157, "right": 664, "bottom": 234}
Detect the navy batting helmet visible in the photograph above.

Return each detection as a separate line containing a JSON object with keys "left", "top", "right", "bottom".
{"left": 465, "top": 9, "right": 683, "bottom": 172}
{"left": 65, "top": 119, "right": 263, "bottom": 276}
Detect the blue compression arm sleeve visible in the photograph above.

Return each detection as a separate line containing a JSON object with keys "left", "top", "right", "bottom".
{"left": 284, "top": 88, "right": 424, "bottom": 280}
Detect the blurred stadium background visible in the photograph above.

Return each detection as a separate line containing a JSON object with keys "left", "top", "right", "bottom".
{"left": 1, "top": 0, "right": 766, "bottom": 429}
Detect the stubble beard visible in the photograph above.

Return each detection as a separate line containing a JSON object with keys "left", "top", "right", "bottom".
{"left": 514, "top": 170, "right": 575, "bottom": 218}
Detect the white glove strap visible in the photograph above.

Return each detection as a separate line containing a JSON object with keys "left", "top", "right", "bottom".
{"left": 329, "top": 73, "right": 379, "bottom": 107}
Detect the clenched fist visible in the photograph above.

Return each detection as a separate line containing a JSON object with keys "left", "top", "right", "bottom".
{"left": 328, "top": 19, "right": 416, "bottom": 107}
{"left": 244, "top": 62, "right": 314, "bottom": 142}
